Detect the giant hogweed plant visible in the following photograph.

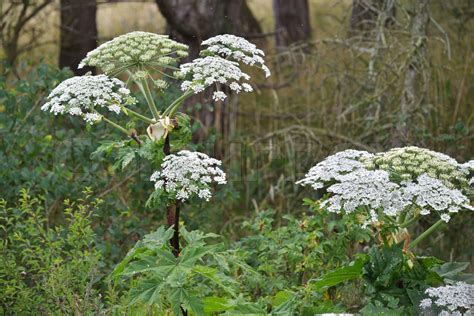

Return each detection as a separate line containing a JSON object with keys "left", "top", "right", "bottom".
{"left": 298, "top": 147, "right": 474, "bottom": 314}
{"left": 41, "top": 32, "right": 271, "bottom": 314}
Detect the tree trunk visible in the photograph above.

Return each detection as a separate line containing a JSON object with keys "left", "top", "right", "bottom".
{"left": 59, "top": 0, "right": 97, "bottom": 75}
{"left": 273, "top": 0, "right": 311, "bottom": 48}
{"left": 155, "top": 0, "right": 262, "bottom": 157}
{"left": 394, "top": 0, "right": 430, "bottom": 146}
{"left": 349, "top": 0, "right": 396, "bottom": 37}
{"left": 156, "top": 0, "right": 261, "bottom": 58}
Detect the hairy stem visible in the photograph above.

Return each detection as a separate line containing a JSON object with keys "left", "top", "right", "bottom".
{"left": 163, "top": 135, "right": 180, "bottom": 257}
{"left": 409, "top": 219, "right": 444, "bottom": 250}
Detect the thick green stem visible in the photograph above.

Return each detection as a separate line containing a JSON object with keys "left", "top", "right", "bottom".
{"left": 139, "top": 77, "right": 160, "bottom": 120}
{"left": 101, "top": 116, "right": 129, "bottom": 135}
{"left": 163, "top": 90, "right": 193, "bottom": 117}
{"left": 123, "top": 107, "right": 155, "bottom": 124}
{"left": 408, "top": 219, "right": 444, "bottom": 250}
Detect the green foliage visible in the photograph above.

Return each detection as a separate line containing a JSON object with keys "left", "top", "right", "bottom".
{"left": 113, "top": 226, "right": 241, "bottom": 315}
{"left": 0, "top": 189, "right": 103, "bottom": 314}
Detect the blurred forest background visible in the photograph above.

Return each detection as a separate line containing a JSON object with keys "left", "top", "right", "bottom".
{"left": 1, "top": 0, "right": 473, "bottom": 270}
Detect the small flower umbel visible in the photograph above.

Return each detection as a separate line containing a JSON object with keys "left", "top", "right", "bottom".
{"left": 41, "top": 75, "right": 135, "bottom": 127}
{"left": 150, "top": 150, "right": 226, "bottom": 202}
{"left": 200, "top": 34, "right": 271, "bottom": 77}
{"left": 177, "top": 34, "right": 270, "bottom": 103}
{"left": 179, "top": 56, "right": 254, "bottom": 102}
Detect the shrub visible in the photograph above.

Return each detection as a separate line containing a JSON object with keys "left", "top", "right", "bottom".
{"left": 0, "top": 189, "right": 103, "bottom": 314}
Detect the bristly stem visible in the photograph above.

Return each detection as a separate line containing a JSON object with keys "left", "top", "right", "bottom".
{"left": 408, "top": 219, "right": 444, "bottom": 250}
{"left": 123, "top": 107, "right": 155, "bottom": 124}
{"left": 163, "top": 135, "right": 180, "bottom": 257}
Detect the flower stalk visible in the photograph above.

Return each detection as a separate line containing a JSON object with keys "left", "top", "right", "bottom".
{"left": 137, "top": 77, "right": 160, "bottom": 120}
{"left": 408, "top": 219, "right": 444, "bottom": 250}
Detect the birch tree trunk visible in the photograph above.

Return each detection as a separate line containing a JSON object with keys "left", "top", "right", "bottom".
{"left": 394, "top": 0, "right": 430, "bottom": 146}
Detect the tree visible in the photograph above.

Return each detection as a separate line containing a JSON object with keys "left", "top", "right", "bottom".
{"left": 59, "top": 0, "right": 97, "bottom": 75}
{"left": 394, "top": 0, "right": 430, "bottom": 146}
{"left": 349, "top": 0, "right": 396, "bottom": 37}
{"left": 0, "top": 0, "right": 54, "bottom": 68}
{"left": 155, "top": 0, "right": 262, "bottom": 58}
{"left": 273, "top": 0, "right": 311, "bottom": 48}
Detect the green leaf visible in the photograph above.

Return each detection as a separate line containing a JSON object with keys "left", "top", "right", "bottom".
{"left": 312, "top": 255, "right": 368, "bottom": 292}
{"left": 193, "top": 265, "right": 237, "bottom": 296}
{"left": 432, "top": 262, "right": 470, "bottom": 279}
{"left": 129, "top": 277, "right": 165, "bottom": 307}
{"left": 203, "top": 297, "right": 231, "bottom": 314}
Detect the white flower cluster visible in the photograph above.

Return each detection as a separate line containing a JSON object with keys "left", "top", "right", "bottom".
{"left": 201, "top": 34, "right": 271, "bottom": 77}
{"left": 41, "top": 75, "right": 134, "bottom": 124}
{"left": 370, "top": 146, "right": 469, "bottom": 188}
{"left": 403, "top": 174, "right": 473, "bottom": 223}
{"left": 321, "top": 169, "right": 410, "bottom": 226}
{"left": 298, "top": 147, "right": 474, "bottom": 226}
{"left": 461, "top": 160, "right": 474, "bottom": 186}
{"left": 420, "top": 282, "right": 474, "bottom": 315}
{"left": 150, "top": 150, "right": 226, "bottom": 202}
{"left": 296, "top": 150, "right": 374, "bottom": 190}
{"left": 179, "top": 56, "right": 253, "bottom": 101}
{"left": 79, "top": 31, "right": 188, "bottom": 74}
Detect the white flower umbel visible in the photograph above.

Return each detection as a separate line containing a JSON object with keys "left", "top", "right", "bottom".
{"left": 179, "top": 56, "right": 253, "bottom": 99}
{"left": 150, "top": 150, "right": 226, "bottom": 202}
{"left": 402, "top": 174, "right": 473, "bottom": 223}
{"left": 79, "top": 31, "right": 188, "bottom": 74}
{"left": 201, "top": 34, "right": 271, "bottom": 77}
{"left": 296, "top": 150, "right": 374, "bottom": 190}
{"left": 41, "top": 75, "right": 134, "bottom": 125}
{"left": 420, "top": 282, "right": 474, "bottom": 314}
{"left": 321, "top": 169, "right": 410, "bottom": 226}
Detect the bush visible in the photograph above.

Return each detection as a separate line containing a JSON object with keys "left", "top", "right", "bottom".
{"left": 0, "top": 189, "right": 103, "bottom": 314}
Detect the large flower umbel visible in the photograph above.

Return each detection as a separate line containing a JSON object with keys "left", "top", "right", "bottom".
{"left": 150, "top": 150, "right": 226, "bottom": 202}
{"left": 298, "top": 147, "right": 473, "bottom": 227}
{"left": 79, "top": 31, "right": 188, "bottom": 74}
{"left": 41, "top": 75, "right": 134, "bottom": 124}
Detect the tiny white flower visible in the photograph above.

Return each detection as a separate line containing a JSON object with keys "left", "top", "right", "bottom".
{"left": 212, "top": 91, "right": 227, "bottom": 101}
